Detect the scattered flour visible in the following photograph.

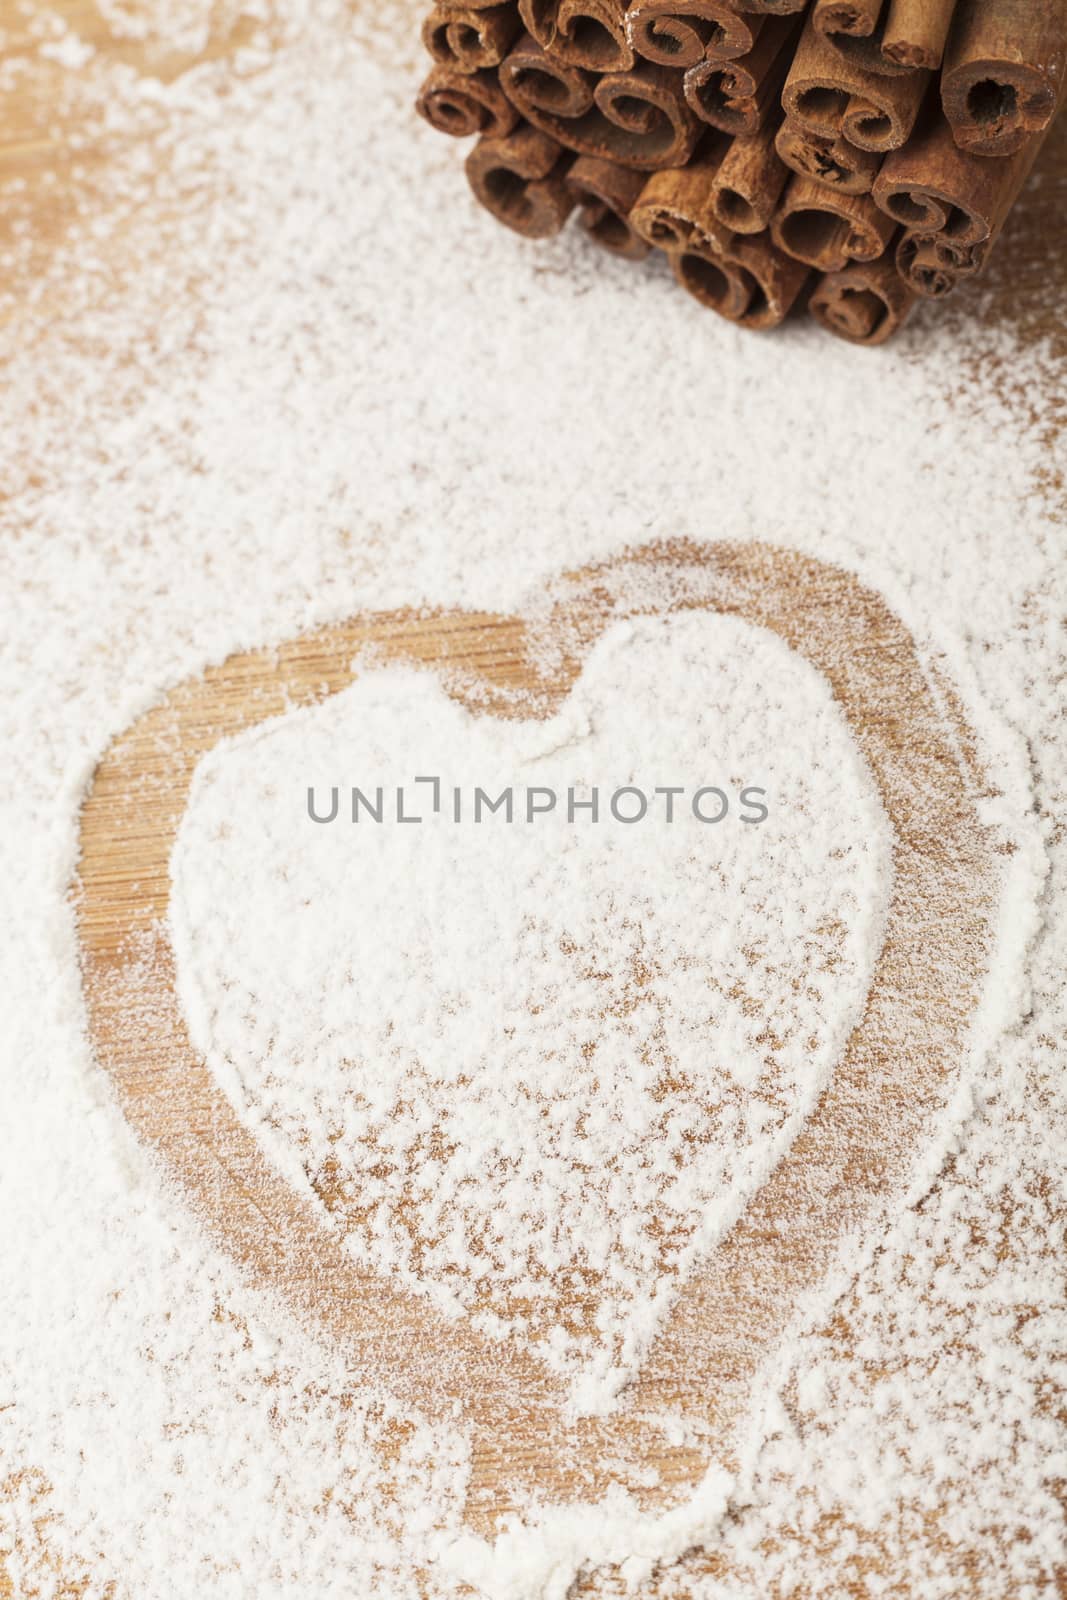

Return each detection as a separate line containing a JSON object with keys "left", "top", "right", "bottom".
{"left": 170, "top": 616, "right": 892, "bottom": 1404}
{"left": 0, "top": 2, "right": 1064, "bottom": 1598}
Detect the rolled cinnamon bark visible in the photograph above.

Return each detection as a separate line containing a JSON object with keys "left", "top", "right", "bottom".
{"left": 895, "top": 228, "right": 983, "bottom": 295}
{"left": 809, "top": 252, "right": 915, "bottom": 342}
{"left": 673, "top": 242, "right": 754, "bottom": 319}
{"left": 630, "top": 142, "right": 735, "bottom": 252}
{"left": 708, "top": 120, "right": 791, "bottom": 230}
{"left": 625, "top": 0, "right": 765, "bottom": 69}
{"left": 873, "top": 102, "right": 1044, "bottom": 246}
{"left": 881, "top": 0, "right": 957, "bottom": 71}
{"left": 466, "top": 122, "right": 576, "bottom": 235}
{"left": 417, "top": 65, "right": 520, "bottom": 137}
{"left": 734, "top": 0, "right": 807, "bottom": 13}
{"left": 840, "top": 79, "right": 928, "bottom": 150}
{"left": 499, "top": 31, "right": 595, "bottom": 118}
{"left": 684, "top": 12, "right": 801, "bottom": 133}
{"left": 771, "top": 172, "right": 897, "bottom": 268}
{"left": 812, "top": 0, "right": 883, "bottom": 42}
{"left": 422, "top": 3, "right": 521, "bottom": 73}
{"left": 673, "top": 232, "right": 809, "bottom": 327}
{"left": 941, "top": 0, "right": 1067, "bottom": 156}
{"left": 565, "top": 154, "right": 652, "bottom": 256}
{"left": 783, "top": 15, "right": 928, "bottom": 150}
{"left": 813, "top": 0, "right": 922, "bottom": 78}
{"left": 501, "top": 37, "right": 702, "bottom": 167}
{"left": 776, "top": 116, "right": 883, "bottom": 193}
{"left": 518, "top": 0, "right": 634, "bottom": 70}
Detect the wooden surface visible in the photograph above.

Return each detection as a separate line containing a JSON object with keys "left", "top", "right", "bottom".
{"left": 2, "top": 4, "right": 1065, "bottom": 1595}
{"left": 74, "top": 539, "right": 1001, "bottom": 1585}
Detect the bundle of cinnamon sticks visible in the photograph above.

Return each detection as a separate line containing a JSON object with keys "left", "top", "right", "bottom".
{"left": 416, "top": 0, "right": 1066, "bottom": 343}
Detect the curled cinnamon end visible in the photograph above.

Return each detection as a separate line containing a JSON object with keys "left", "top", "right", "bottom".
{"left": 941, "top": 0, "right": 1067, "bottom": 157}
{"left": 841, "top": 79, "right": 927, "bottom": 152}
{"left": 881, "top": 0, "right": 957, "bottom": 73}
{"left": 873, "top": 104, "right": 1048, "bottom": 254}
{"left": 895, "top": 229, "right": 986, "bottom": 298}
{"left": 630, "top": 141, "right": 734, "bottom": 254}
{"left": 810, "top": 253, "right": 916, "bottom": 343}
{"left": 775, "top": 117, "right": 882, "bottom": 194}
{"left": 812, "top": 0, "right": 882, "bottom": 41}
{"left": 684, "top": 14, "right": 801, "bottom": 135}
{"left": 626, "top": 0, "right": 763, "bottom": 69}
{"left": 592, "top": 62, "right": 703, "bottom": 166}
{"left": 500, "top": 31, "right": 595, "bottom": 117}
{"left": 673, "top": 232, "right": 809, "bottom": 328}
{"left": 466, "top": 123, "right": 576, "bottom": 235}
{"left": 722, "top": 232, "right": 811, "bottom": 327}
{"left": 673, "top": 244, "right": 755, "bottom": 321}
{"left": 708, "top": 121, "right": 790, "bottom": 233}
{"left": 417, "top": 65, "right": 520, "bottom": 138}
{"left": 812, "top": 0, "right": 923, "bottom": 79}
{"left": 500, "top": 37, "right": 700, "bottom": 168}
{"left": 518, "top": 0, "right": 632, "bottom": 71}
{"left": 566, "top": 154, "right": 652, "bottom": 256}
{"left": 422, "top": 3, "right": 521, "bottom": 73}
{"left": 771, "top": 172, "right": 897, "bottom": 270}
{"left": 783, "top": 16, "right": 928, "bottom": 151}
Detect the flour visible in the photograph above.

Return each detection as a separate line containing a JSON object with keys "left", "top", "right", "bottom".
{"left": 0, "top": 1, "right": 1065, "bottom": 1597}
{"left": 169, "top": 616, "right": 891, "bottom": 1408}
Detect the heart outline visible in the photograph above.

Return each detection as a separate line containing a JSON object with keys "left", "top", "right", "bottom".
{"left": 75, "top": 540, "right": 1000, "bottom": 1528}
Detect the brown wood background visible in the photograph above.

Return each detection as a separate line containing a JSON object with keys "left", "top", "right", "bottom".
{"left": 1, "top": 4, "right": 1064, "bottom": 1596}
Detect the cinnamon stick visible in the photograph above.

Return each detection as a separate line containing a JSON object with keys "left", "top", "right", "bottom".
{"left": 595, "top": 64, "right": 704, "bottom": 165}
{"left": 891, "top": 111, "right": 1048, "bottom": 295}
{"left": 809, "top": 252, "right": 915, "bottom": 342}
{"left": 881, "top": 0, "right": 957, "bottom": 72}
{"left": 673, "top": 232, "right": 809, "bottom": 327}
{"left": 872, "top": 101, "right": 1045, "bottom": 246}
{"left": 771, "top": 171, "right": 897, "bottom": 268}
{"left": 684, "top": 12, "right": 801, "bottom": 134}
{"left": 783, "top": 15, "right": 928, "bottom": 149}
{"left": 672, "top": 242, "right": 753, "bottom": 319}
{"left": 466, "top": 122, "right": 576, "bottom": 235}
{"left": 565, "top": 154, "right": 652, "bottom": 255}
{"left": 625, "top": 0, "right": 765, "bottom": 69}
{"left": 941, "top": 0, "right": 1067, "bottom": 156}
{"left": 708, "top": 120, "right": 791, "bottom": 230}
{"left": 518, "top": 0, "right": 634, "bottom": 71}
{"left": 630, "top": 142, "right": 735, "bottom": 253}
{"left": 416, "top": 65, "right": 520, "bottom": 138}
{"left": 725, "top": 231, "right": 811, "bottom": 326}
{"left": 812, "top": 0, "right": 883, "bottom": 42}
{"left": 733, "top": 0, "right": 808, "bottom": 12}
{"left": 812, "top": 0, "right": 920, "bottom": 77}
{"left": 422, "top": 3, "right": 521, "bottom": 73}
{"left": 776, "top": 117, "right": 883, "bottom": 193}
{"left": 895, "top": 229, "right": 982, "bottom": 295}
{"left": 499, "top": 30, "right": 596, "bottom": 119}
{"left": 500, "top": 38, "right": 702, "bottom": 167}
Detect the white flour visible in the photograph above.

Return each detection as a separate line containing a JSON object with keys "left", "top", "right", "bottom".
{"left": 170, "top": 618, "right": 891, "bottom": 1407}
{"left": 0, "top": 2, "right": 1065, "bottom": 1597}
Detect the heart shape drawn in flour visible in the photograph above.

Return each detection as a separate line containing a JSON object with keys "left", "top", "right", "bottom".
{"left": 76, "top": 540, "right": 1001, "bottom": 1533}
{"left": 167, "top": 604, "right": 892, "bottom": 1417}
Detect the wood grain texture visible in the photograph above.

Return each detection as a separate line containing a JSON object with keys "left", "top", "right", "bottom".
{"left": 1, "top": 3, "right": 1064, "bottom": 1595}
{"left": 73, "top": 541, "right": 1001, "bottom": 1560}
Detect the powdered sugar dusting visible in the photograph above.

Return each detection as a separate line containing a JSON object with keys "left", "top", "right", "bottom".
{"left": 170, "top": 615, "right": 891, "bottom": 1407}
{"left": 0, "top": 2, "right": 1065, "bottom": 1597}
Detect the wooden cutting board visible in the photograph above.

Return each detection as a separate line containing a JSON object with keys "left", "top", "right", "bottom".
{"left": 7, "top": 537, "right": 1044, "bottom": 1596}
{"left": 2, "top": 5, "right": 1065, "bottom": 1596}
